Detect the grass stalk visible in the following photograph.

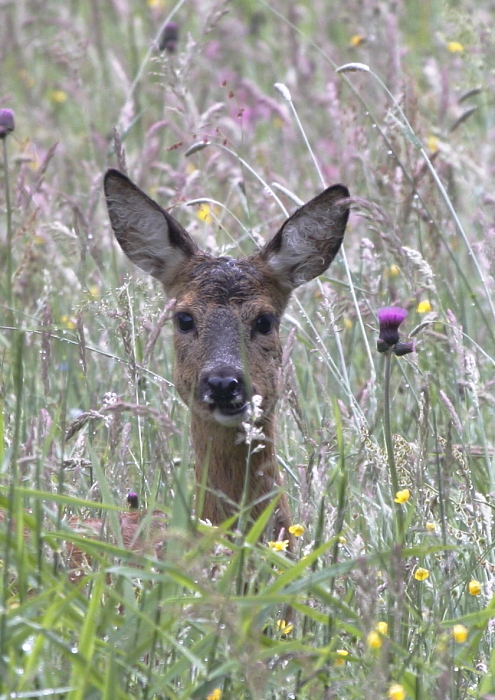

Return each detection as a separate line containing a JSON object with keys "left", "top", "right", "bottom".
{"left": 2, "top": 136, "right": 13, "bottom": 328}
{"left": 383, "top": 350, "right": 405, "bottom": 545}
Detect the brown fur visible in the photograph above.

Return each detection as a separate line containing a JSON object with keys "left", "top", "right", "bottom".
{"left": 104, "top": 169, "right": 350, "bottom": 551}
{"left": 0, "top": 505, "right": 166, "bottom": 582}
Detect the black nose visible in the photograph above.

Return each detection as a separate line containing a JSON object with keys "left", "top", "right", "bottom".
{"left": 207, "top": 375, "right": 241, "bottom": 403}
{"left": 199, "top": 368, "right": 247, "bottom": 408}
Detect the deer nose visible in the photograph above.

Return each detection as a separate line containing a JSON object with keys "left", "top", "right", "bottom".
{"left": 206, "top": 375, "right": 241, "bottom": 403}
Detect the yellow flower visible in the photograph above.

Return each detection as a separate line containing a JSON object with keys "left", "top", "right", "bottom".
{"left": 343, "top": 317, "right": 353, "bottom": 330}
{"left": 394, "top": 489, "right": 411, "bottom": 504}
{"left": 447, "top": 41, "right": 464, "bottom": 53}
{"left": 389, "top": 264, "right": 400, "bottom": 277}
{"left": 60, "top": 315, "right": 76, "bottom": 330}
{"left": 338, "top": 536, "right": 347, "bottom": 545}
{"left": 388, "top": 683, "right": 406, "bottom": 700}
{"left": 147, "top": 0, "right": 165, "bottom": 7}
{"left": 334, "top": 649, "right": 349, "bottom": 666}
{"left": 367, "top": 631, "right": 382, "bottom": 649}
{"left": 49, "top": 90, "right": 67, "bottom": 104}
{"left": 426, "top": 136, "right": 439, "bottom": 153}
{"left": 417, "top": 300, "right": 432, "bottom": 314}
{"left": 350, "top": 34, "right": 366, "bottom": 47}
{"left": 197, "top": 203, "right": 212, "bottom": 223}
{"left": 276, "top": 620, "right": 293, "bottom": 635}
{"left": 414, "top": 567, "right": 429, "bottom": 581}
{"left": 268, "top": 540, "right": 289, "bottom": 552}
{"left": 289, "top": 524, "right": 305, "bottom": 537}
{"left": 88, "top": 285, "right": 100, "bottom": 299}
{"left": 206, "top": 689, "right": 222, "bottom": 700}
{"left": 425, "top": 522, "right": 436, "bottom": 532}
{"left": 468, "top": 580, "right": 482, "bottom": 596}
{"left": 376, "top": 621, "right": 388, "bottom": 636}
{"left": 452, "top": 624, "right": 468, "bottom": 643}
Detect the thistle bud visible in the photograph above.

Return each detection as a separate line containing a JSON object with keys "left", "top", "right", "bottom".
{"left": 158, "top": 22, "right": 179, "bottom": 53}
{"left": 0, "top": 108, "right": 15, "bottom": 139}
{"left": 127, "top": 492, "right": 139, "bottom": 510}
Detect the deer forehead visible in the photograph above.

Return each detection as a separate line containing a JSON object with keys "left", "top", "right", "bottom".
{"left": 174, "top": 256, "right": 285, "bottom": 313}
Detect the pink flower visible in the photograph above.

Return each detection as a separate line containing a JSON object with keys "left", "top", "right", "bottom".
{"left": 377, "top": 307, "right": 414, "bottom": 356}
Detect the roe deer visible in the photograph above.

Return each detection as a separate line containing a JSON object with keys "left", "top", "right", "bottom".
{"left": 0, "top": 494, "right": 166, "bottom": 583}
{"left": 104, "top": 169, "right": 350, "bottom": 550}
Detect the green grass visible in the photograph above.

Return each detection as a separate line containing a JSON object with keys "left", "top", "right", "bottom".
{"left": 1, "top": 0, "right": 495, "bottom": 697}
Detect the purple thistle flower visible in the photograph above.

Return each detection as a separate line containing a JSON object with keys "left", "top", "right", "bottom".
{"left": 0, "top": 108, "right": 15, "bottom": 139}
{"left": 377, "top": 307, "right": 413, "bottom": 355}
{"left": 127, "top": 492, "right": 139, "bottom": 510}
{"left": 158, "top": 22, "right": 179, "bottom": 53}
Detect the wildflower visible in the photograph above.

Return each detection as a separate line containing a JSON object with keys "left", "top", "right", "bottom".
{"left": 0, "top": 108, "right": 15, "bottom": 139}
{"left": 414, "top": 567, "right": 429, "bottom": 581}
{"left": 338, "top": 536, "right": 347, "bottom": 545}
{"left": 388, "top": 264, "right": 400, "bottom": 277}
{"left": 377, "top": 307, "right": 413, "bottom": 356}
{"left": 388, "top": 683, "right": 406, "bottom": 700}
{"left": 426, "top": 135, "right": 439, "bottom": 153}
{"left": 452, "top": 624, "right": 468, "bottom": 643}
{"left": 367, "top": 631, "right": 382, "bottom": 649}
{"left": 334, "top": 649, "right": 349, "bottom": 666}
{"left": 376, "top": 621, "right": 388, "bottom": 636}
{"left": 197, "top": 203, "right": 212, "bottom": 223}
{"left": 417, "top": 300, "right": 432, "bottom": 313}
{"left": 349, "top": 34, "right": 366, "bottom": 47}
{"left": 60, "top": 315, "right": 76, "bottom": 330}
{"left": 206, "top": 689, "right": 222, "bottom": 700}
{"left": 268, "top": 540, "right": 289, "bottom": 552}
{"left": 158, "top": 22, "right": 179, "bottom": 52}
{"left": 289, "top": 524, "right": 305, "bottom": 537}
{"left": 343, "top": 317, "right": 353, "bottom": 330}
{"left": 49, "top": 90, "right": 67, "bottom": 104}
{"left": 425, "top": 522, "right": 436, "bottom": 532}
{"left": 394, "top": 489, "right": 411, "bottom": 504}
{"left": 468, "top": 580, "right": 482, "bottom": 596}
{"left": 447, "top": 41, "right": 464, "bottom": 53}
{"left": 127, "top": 492, "right": 139, "bottom": 510}
{"left": 276, "top": 620, "right": 293, "bottom": 635}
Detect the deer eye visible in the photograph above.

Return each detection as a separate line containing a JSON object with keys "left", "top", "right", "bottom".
{"left": 254, "top": 314, "right": 275, "bottom": 335}
{"left": 176, "top": 312, "right": 195, "bottom": 333}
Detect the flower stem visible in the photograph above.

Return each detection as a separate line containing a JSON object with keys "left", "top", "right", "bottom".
{"left": 383, "top": 350, "right": 405, "bottom": 544}
{"left": 3, "top": 137, "right": 13, "bottom": 327}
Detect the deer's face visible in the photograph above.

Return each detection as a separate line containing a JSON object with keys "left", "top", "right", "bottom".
{"left": 104, "top": 169, "right": 349, "bottom": 429}
{"left": 171, "top": 257, "right": 286, "bottom": 426}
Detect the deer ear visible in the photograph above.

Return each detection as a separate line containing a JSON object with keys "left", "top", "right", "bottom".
{"left": 104, "top": 169, "right": 199, "bottom": 289}
{"left": 260, "top": 184, "right": 350, "bottom": 290}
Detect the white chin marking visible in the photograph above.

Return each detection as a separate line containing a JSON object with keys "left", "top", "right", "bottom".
{"left": 212, "top": 408, "right": 248, "bottom": 427}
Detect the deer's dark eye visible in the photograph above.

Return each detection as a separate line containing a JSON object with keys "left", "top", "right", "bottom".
{"left": 176, "top": 312, "right": 195, "bottom": 333}
{"left": 255, "top": 314, "right": 275, "bottom": 335}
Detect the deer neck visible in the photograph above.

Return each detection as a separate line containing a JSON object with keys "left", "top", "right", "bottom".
{"left": 190, "top": 412, "right": 281, "bottom": 525}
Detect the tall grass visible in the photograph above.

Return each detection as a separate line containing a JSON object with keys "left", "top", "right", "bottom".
{"left": 1, "top": 0, "right": 495, "bottom": 698}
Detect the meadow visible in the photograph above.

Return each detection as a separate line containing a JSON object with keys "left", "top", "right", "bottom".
{"left": 1, "top": 0, "right": 495, "bottom": 698}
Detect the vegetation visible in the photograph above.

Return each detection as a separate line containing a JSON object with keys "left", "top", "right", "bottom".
{"left": 1, "top": 0, "right": 494, "bottom": 697}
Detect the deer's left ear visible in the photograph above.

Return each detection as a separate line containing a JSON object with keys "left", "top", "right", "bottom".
{"left": 260, "top": 184, "right": 350, "bottom": 290}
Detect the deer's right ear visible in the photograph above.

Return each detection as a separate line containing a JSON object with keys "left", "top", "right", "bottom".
{"left": 104, "top": 169, "right": 198, "bottom": 288}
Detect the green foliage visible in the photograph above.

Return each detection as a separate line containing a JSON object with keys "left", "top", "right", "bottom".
{"left": 1, "top": 0, "right": 495, "bottom": 697}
